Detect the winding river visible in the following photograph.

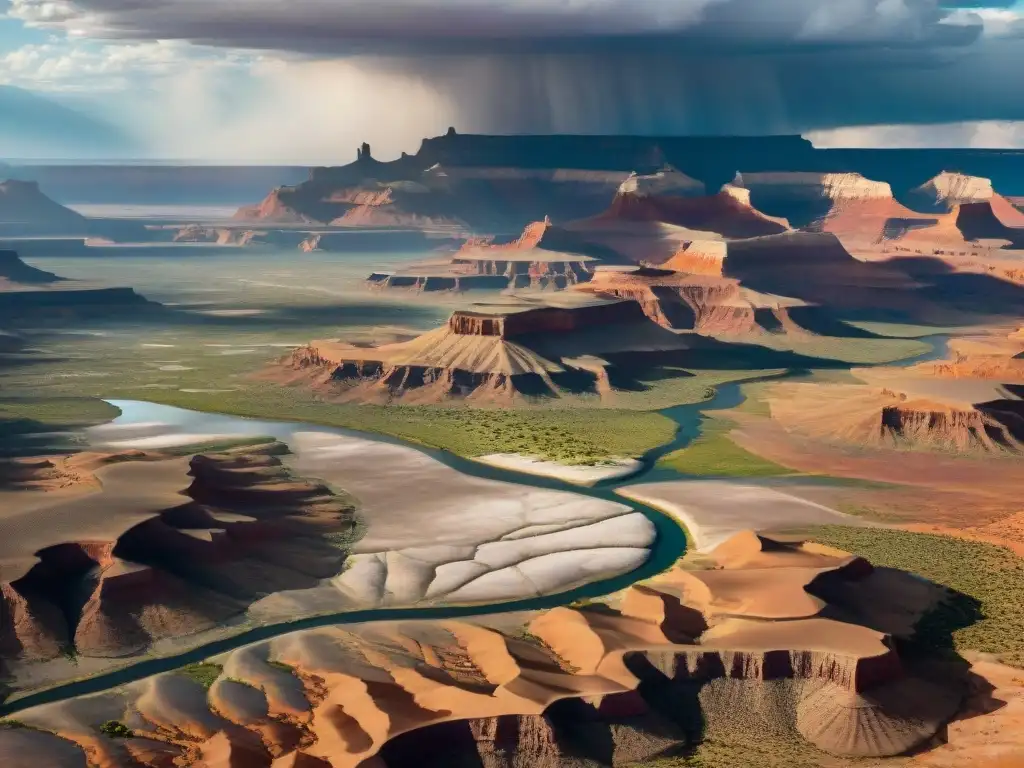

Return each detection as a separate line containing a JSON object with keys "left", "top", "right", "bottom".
{"left": 0, "top": 334, "right": 950, "bottom": 716}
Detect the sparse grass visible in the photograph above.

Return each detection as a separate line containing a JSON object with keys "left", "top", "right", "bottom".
{"left": 797, "top": 525, "right": 1024, "bottom": 667}
{"left": 178, "top": 662, "right": 224, "bottom": 689}
{"left": 268, "top": 661, "right": 296, "bottom": 676}
{"left": 657, "top": 418, "right": 798, "bottom": 478}
{"left": 159, "top": 435, "right": 281, "bottom": 456}
{"left": 514, "top": 630, "right": 581, "bottom": 674}
{"left": 832, "top": 503, "right": 907, "bottom": 523}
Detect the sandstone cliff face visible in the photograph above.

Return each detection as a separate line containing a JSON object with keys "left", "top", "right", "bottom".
{"left": 273, "top": 299, "right": 675, "bottom": 405}
{"left": 733, "top": 172, "right": 915, "bottom": 240}
{"left": 577, "top": 269, "right": 758, "bottom": 334}
{"left": 662, "top": 240, "right": 728, "bottom": 276}
{"left": 880, "top": 401, "right": 1023, "bottom": 453}
{"left": 736, "top": 172, "right": 893, "bottom": 201}
{"left": 913, "top": 172, "right": 994, "bottom": 209}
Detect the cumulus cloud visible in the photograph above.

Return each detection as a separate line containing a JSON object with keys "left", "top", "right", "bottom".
{"left": 0, "top": 40, "right": 252, "bottom": 91}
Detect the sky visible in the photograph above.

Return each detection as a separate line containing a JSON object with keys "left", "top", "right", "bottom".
{"left": 1, "top": 0, "right": 1023, "bottom": 161}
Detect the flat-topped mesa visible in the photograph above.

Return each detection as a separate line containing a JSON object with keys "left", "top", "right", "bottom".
{"left": 448, "top": 300, "right": 649, "bottom": 339}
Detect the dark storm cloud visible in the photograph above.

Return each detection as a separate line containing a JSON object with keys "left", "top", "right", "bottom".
{"left": 8, "top": 0, "right": 1024, "bottom": 136}
{"left": 9, "top": 0, "right": 989, "bottom": 52}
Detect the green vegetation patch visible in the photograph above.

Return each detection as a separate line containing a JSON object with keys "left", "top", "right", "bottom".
{"left": 658, "top": 418, "right": 797, "bottom": 478}
{"left": 99, "top": 720, "right": 134, "bottom": 739}
{"left": 268, "top": 661, "right": 296, "bottom": 676}
{"left": 0, "top": 396, "right": 119, "bottom": 434}
{"left": 178, "top": 662, "right": 224, "bottom": 689}
{"left": 799, "top": 525, "right": 1024, "bottom": 667}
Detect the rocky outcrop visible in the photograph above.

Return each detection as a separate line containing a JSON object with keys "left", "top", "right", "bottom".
{"left": 171, "top": 225, "right": 280, "bottom": 246}
{"left": 0, "top": 286, "right": 152, "bottom": 320}
{"left": 732, "top": 171, "right": 936, "bottom": 245}
{"left": 0, "top": 581, "right": 66, "bottom": 661}
{"left": 594, "top": 187, "right": 790, "bottom": 239}
{"left": 955, "top": 201, "right": 1024, "bottom": 246}
{"left": 880, "top": 400, "right": 1023, "bottom": 453}
{"left": 234, "top": 185, "right": 322, "bottom": 224}
{"left": 1, "top": 445, "right": 361, "bottom": 663}
{"left": 368, "top": 218, "right": 626, "bottom": 293}
{"left": 911, "top": 172, "right": 995, "bottom": 210}
{"left": 0, "top": 249, "right": 62, "bottom": 284}
{"left": 736, "top": 171, "right": 893, "bottom": 203}
{"left": 616, "top": 166, "right": 706, "bottom": 197}
{"left": 0, "top": 179, "right": 86, "bottom": 235}
{"left": 662, "top": 240, "right": 729, "bottom": 276}
{"left": 449, "top": 300, "right": 651, "bottom": 339}
{"left": 768, "top": 383, "right": 1024, "bottom": 455}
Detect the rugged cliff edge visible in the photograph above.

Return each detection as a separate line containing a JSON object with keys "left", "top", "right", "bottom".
{"left": 0, "top": 530, "right": 967, "bottom": 766}
{"left": 0, "top": 444, "right": 360, "bottom": 662}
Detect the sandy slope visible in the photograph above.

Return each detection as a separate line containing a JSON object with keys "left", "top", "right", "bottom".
{"left": 0, "top": 530, "right": 964, "bottom": 766}
{"left": 473, "top": 454, "right": 643, "bottom": 486}
{"left": 617, "top": 482, "right": 853, "bottom": 551}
